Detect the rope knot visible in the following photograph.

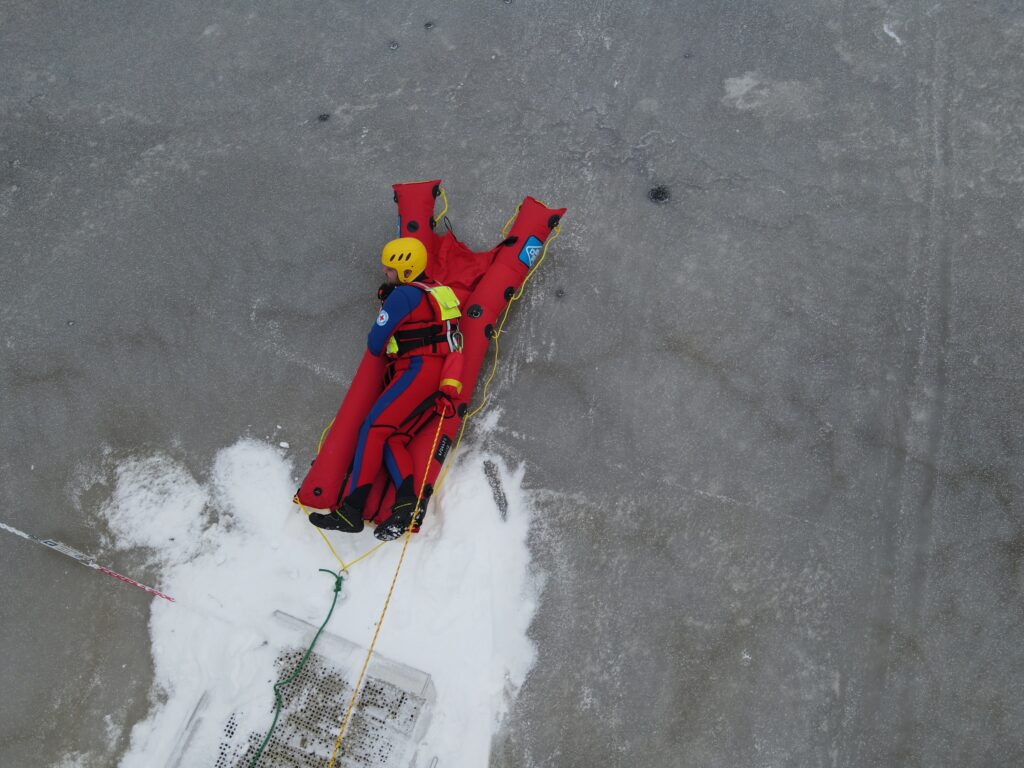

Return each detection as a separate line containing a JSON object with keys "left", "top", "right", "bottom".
{"left": 319, "top": 568, "right": 345, "bottom": 593}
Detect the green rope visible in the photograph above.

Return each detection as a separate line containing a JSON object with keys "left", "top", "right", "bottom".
{"left": 249, "top": 568, "right": 345, "bottom": 767}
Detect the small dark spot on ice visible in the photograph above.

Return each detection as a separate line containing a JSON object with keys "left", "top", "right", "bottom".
{"left": 388, "top": 40, "right": 399, "bottom": 50}
{"left": 683, "top": 51, "right": 693, "bottom": 59}
{"left": 424, "top": 21, "right": 435, "bottom": 30}
{"left": 555, "top": 288, "right": 566, "bottom": 299}
{"left": 317, "top": 113, "right": 330, "bottom": 122}
{"left": 649, "top": 185, "right": 671, "bottom": 204}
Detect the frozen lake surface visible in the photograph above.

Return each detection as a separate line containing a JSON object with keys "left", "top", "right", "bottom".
{"left": 2, "top": 1, "right": 1023, "bottom": 766}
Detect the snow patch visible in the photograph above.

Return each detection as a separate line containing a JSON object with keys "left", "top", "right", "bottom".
{"left": 722, "top": 71, "right": 821, "bottom": 120}
{"left": 107, "top": 438, "right": 539, "bottom": 767}
{"left": 52, "top": 754, "right": 90, "bottom": 768}
{"left": 101, "top": 455, "right": 209, "bottom": 563}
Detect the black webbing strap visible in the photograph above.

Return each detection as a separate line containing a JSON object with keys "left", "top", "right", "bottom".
{"left": 393, "top": 323, "right": 448, "bottom": 355}
{"left": 394, "top": 324, "right": 442, "bottom": 341}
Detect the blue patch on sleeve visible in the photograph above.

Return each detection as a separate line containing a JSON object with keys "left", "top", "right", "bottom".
{"left": 518, "top": 235, "right": 544, "bottom": 268}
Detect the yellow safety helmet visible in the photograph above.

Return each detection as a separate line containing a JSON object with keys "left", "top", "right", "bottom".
{"left": 381, "top": 237, "right": 428, "bottom": 284}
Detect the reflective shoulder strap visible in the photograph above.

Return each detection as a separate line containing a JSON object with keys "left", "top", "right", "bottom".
{"left": 411, "top": 281, "right": 461, "bottom": 321}
{"left": 428, "top": 285, "right": 462, "bottom": 321}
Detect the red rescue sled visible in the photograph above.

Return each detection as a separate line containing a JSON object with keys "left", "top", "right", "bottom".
{"left": 296, "top": 180, "right": 566, "bottom": 528}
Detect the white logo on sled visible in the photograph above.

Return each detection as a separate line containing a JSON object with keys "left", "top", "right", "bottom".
{"left": 376, "top": 310, "right": 389, "bottom": 326}
{"left": 518, "top": 235, "right": 545, "bottom": 268}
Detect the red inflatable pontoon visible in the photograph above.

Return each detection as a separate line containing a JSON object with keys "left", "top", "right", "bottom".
{"left": 296, "top": 181, "right": 566, "bottom": 529}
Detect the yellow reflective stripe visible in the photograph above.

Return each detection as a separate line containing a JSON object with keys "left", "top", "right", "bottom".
{"left": 428, "top": 285, "right": 461, "bottom": 321}
{"left": 440, "top": 378, "right": 463, "bottom": 394}
{"left": 413, "top": 282, "right": 462, "bottom": 321}
{"left": 386, "top": 336, "right": 398, "bottom": 355}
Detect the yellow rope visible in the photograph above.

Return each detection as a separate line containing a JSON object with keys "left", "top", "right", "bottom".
{"left": 295, "top": 498, "right": 350, "bottom": 571}
{"left": 512, "top": 225, "right": 559, "bottom": 301}
{"left": 500, "top": 205, "right": 520, "bottom": 238}
{"left": 467, "top": 225, "right": 560, "bottom": 419}
{"left": 318, "top": 419, "right": 335, "bottom": 452}
{"left": 433, "top": 416, "right": 469, "bottom": 492}
{"left": 434, "top": 186, "right": 449, "bottom": 227}
{"left": 301, "top": 225, "right": 559, "bottom": 560}
{"left": 326, "top": 411, "right": 448, "bottom": 768}
{"left": 466, "top": 331, "right": 502, "bottom": 419}
{"left": 342, "top": 539, "right": 388, "bottom": 570}
{"left": 296, "top": 497, "right": 393, "bottom": 574}
{"left": 311, "top": 216, "right": 560, "bottom": 765}
{"left": 300, "top": 420, "right": 385, "bottom": 572}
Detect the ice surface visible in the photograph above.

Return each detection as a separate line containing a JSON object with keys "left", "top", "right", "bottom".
{"left": 2, "top": 1, "right": 1024, "bottom": 767}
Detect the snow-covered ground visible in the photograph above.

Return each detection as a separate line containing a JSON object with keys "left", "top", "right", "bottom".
{"left": 100, "top": 425, "right": 539, "bottom": 766}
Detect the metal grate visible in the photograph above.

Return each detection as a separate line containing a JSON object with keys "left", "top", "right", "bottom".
{"left": 214, "top": 648, "right": 428, "bottom": 768}
{"left": 167, "top": 612, "right": 435, "bottom": 768}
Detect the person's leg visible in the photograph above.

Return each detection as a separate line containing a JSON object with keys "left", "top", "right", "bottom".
{"left": 310, "top": 355, "right": 440, "bottom": 533}
{"left": 374, "top": 397, "right": 445, "bottom": 541}
{"left": 382, "top": 392, "right": 439, "bottom": 489}
{"left": 344, "top": 357, "right": 428, "bottom": 498}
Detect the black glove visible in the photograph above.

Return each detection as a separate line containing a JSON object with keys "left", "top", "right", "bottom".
{"left": 378, "top": 282, "right": 395, "bottom": 303}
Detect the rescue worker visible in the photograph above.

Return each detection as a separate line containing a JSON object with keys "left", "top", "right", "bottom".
{"left": 309, "top": 237, "right": 463, "bottom": 540}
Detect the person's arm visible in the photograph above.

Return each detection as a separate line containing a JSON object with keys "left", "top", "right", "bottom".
{"left": 366, "top": 286, "right": 421, "bottom": 355}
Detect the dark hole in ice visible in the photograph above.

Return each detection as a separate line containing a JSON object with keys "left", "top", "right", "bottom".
{"left": 388, "top": 40, "right": 399, "bottom": 50}
{"left": 648, "top": 185, "right": 671, "bottom": 204}
{"left": 317, "top": 113, "right": 330, "bottom": 122}
{"left": 424, "top": 21, "right": 435, "bottom": 30}
{"left": 555, "top": 288, "right": 566, "bottom": 299}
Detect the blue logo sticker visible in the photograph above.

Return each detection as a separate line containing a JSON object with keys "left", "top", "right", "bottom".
{"left": 518, "top": 235, "right": 544, "bottom": 268}
{"left": 376, "top": 310, "right": 389, "bottom": 326}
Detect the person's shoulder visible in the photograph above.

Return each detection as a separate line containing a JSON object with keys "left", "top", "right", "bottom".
{"left": 395, "top": 283, "right": 425, "bottom": 295}
{"left": 383, "top": 284, "right": 423, "bottom": 312}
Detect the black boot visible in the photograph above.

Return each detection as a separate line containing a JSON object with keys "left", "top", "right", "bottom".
{"left": 373, "top": 477, "right": 419, "bottom": 541}
{"left": 308, "top": 503, "right": 364, "bottom": 533}
{"left": 308, "top": 485, "right": 369, "bottom": 533}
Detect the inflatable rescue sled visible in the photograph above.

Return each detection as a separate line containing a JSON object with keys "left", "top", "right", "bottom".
{"left": 296, "top": 180, "right": 566, "bottom": 530}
